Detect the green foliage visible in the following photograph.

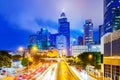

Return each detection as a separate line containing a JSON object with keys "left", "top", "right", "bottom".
{"left": 12, "top": 55, "right": 22, "bottom": 60}
{"left": 77, "top": 52, "right": 101, "bottom": 69}
{"left": 21, "top": 58, "right": 28, "bottom": 67}
{"left": 74, "top": 57, "right": 83, "bottom": 65}
{"left": 0, "top": 50, "right": 12, "bottom": 68}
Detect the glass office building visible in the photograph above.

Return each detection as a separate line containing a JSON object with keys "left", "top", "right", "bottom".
{"left": 58, "top": 12, "right": 70, "bottom": 56}
{"left": 104, "top": 0, "right": 120, "bottom": 34}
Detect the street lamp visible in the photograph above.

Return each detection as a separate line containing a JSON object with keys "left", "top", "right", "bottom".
{"left": 62, "top": 49, "right": 66, "bottom": 57}
{"left": 88, "top": 54, "right": 93, "bottom": 60}
{"left": 18, "top": 47, "right": 24, "bottom": 52}
{"left": 18, "top": 46, "right": 25, "bottom": 57}
{"left": 31, "top": 46, "right": 38, "bottom": 54}
{"left": 18, "top": 46, "right": 26, "bottom": 76}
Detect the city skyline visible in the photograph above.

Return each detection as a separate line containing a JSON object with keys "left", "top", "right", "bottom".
{"left": 0, "top": 0, "right": 103, "bottom": 50}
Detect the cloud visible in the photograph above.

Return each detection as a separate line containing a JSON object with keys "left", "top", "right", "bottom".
{"left": 0, "top": 0, "right": 103, "bottom": 50}
{"left": 0, "top": 0, "right": 103, "bottom": 33}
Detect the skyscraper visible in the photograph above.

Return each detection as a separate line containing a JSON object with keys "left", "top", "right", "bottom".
{"left": 58, "top": 12, "right": 70, "bottom": 56}
{"left": 104, "top": 0, "right": 120, "bottom": 34}
{"left": 102, "top": 30, "right": 120, "bottom": 80}
{"left": 29, "top": 28, "right": 50, "bottom": 50}
{"left": 77, "top": 36, "right": 83, "bottom": 45}
{"left": 56, "top": 34, "right": 67, "bottom": 56}
{"left": 49, "top": 33, "right": 58, "bottom": 48}
{"left": 29, "top": 35, "right": 38, "bottom": 47}
{"left": 37, "top": 28, "right": 49, "bottom": 50}
{"left": 83, "top": 19, "right": 94, "bottom": 45}
{"left": 99, "top": 25, "right": 104, "bottom": 44}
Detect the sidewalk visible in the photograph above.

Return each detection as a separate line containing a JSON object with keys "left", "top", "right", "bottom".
{"left": 87, "top": 71, "right": 103, "bottom": 80}
{"left": 3, "top": 76, "right": 14, "bottom": 80}
{"left": 0, "top": 75, "right": 5, "bottom": 80}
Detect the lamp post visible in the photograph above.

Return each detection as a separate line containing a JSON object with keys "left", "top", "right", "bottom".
{"left": 27, "top": 46, "right": 38, "bottom": 73}
{"left": 18, "top": 47, "right": 24, "bottom": 76}
{"left": 18, "top": 47, "right": 24, "bottom": 52}
{"left": 31, "top": 46, "right": 38, "bottom": 55}
{"left": 18, "top": 47, "right": 24, "bottom": 57}
{"left": 61, "top": 49, "right": 66, "bottom": 58}
{"left": 88, "top": 54, "right": 93, "bottom": 60}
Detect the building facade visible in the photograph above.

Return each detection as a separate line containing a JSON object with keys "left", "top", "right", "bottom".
{"left": 48, "top": 33, "right": 58, "bottom": 49}
{"left": 99, "top": 25, "right": 104, "bottom": 44}
{"left": 104, "top": 0, "right": 120, "bottom": 34}
{"left": 101, "top": 29, "right": 120, "bottom": 80}
{"left": 77, "top": 36, "right": 83, "bottom": 45}
{"left": 71, "top": 45, "right": 101, "bottom": 57}
{"left": 29, "top": 35, "right": 38, "bottom": 46}
{"left": 29, "top": 28, "right": 50, "bottom": 50}
{"left": 71, "top": 45, "right": 88, "bottom": 57}
{"left": 58, "top": 12, "right": 70, "bottom": 56}
{"left": 56, "top": 34, "right": 67, "bottom": 56}
{"left": 38, "top": 28, "right": 49, "bottom": 50}
{"left": 83, "top": 19, "right": 94, "bottom": 45}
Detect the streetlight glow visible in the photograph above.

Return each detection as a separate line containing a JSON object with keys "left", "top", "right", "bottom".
{"left": 88, "top": 54, "right": 93, "bottom": 60}
{"left": 18, "top": 47, "right": 24, "bottom": 52}
{"left": 31, "top": 46, "right": 38, "bottom": 52}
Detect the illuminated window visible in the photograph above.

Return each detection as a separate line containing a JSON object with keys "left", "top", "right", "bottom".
{"left": 108, "top": 24, "right": 110, "bottom": 26}
{"left": 112, "top": 7, "right": 116, "bottom": 10}
{"left": 114, "top": 22, "right": 119, "bottom": 25}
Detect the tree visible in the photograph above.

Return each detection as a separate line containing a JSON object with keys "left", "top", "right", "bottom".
{"left": 12, "top": 55, "right": 22, "bottom": 60}
{"left": 21, "top": 58, "right": 28, "bottom": 67}
{"left": 0, "top": 50, "right": 12, "bottom": 68}
{"left": 21, "top": 57, "right": 33, "bottom": 67}
{"left": 77, "top": 52, "right": 101, "bottom": 69}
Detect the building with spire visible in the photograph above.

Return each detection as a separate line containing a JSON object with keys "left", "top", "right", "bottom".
{"left": 58, "top": 12, "right": 70, "bottom": 56}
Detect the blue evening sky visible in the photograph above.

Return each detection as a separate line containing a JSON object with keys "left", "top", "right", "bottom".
{"left": 0, "top": 0, "right": 103, "bottom": 50}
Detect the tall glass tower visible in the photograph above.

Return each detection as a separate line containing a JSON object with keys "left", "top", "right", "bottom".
{"left": 58, "top": 12, "right": 70, "bottom": 56}
{"left": 104, "top": 0, "right": 120, "bottom": 34}
{"left": 37, "top": 28, "right": 49, "bottom": 50}
{"left": 83, "top": 19, "right": 94, "bottom": 45}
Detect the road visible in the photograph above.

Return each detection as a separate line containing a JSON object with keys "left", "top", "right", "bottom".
{"left": 2, "top": 59, "right": 98, "bottom": 80}
{"left": 56, "top": 60, "right": 80, "bottom": 80}
{"left": 36, "top": 63, "right": 57, "bottom": 80}
{"left": 37, "top": 60, "right": 97, "bottom": 80}
{"left": 36, "top": 60, "right": 80, "bottom": 80}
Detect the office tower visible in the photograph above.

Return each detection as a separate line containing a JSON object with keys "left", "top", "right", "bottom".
{"left": 58, "top": 12, "right": 70, "bottom": 56}
{"left": 77, "top": 36, "right": 83, "bottom": 45}
{"left": 104, "top": 0, "right": 120, "bottom": 34}
{"left": 102, "top": 1, "right": 120, "bottom": 79}
{"left": 101, "top": 29, "right": 120, "bottom": 80}
{"left": 49, "top": 33, "right": 58, "bottom": 49}
{"left": 56, "top": 34, "right": 67, "bottom": 56}
{"left": 37, "top": 28, "right": 49, "bottom": 50}
{"left": 29, "top": 35, "right": 38, "bottom": 46}
{"left": 72, "top": 38, "right": 77, "bottom": 46}
{"left": 99, "top": 25, "right": 104, "bottom": 44}
{"left": 29, "top": 28, "right": 50, "bottom": 50}
{"left": 83, "top": 19, "right": 94, "bottom": 45}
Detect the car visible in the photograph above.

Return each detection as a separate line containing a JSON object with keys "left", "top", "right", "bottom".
{"left": 18, "top": 75, "right": 22, "bottom": 80}
{"left": 1, "top": 70, "right": 6, "bottom": 75}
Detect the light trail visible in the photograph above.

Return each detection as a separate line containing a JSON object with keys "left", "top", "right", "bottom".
{"left": 36, "top": 63, "right": 57, "bottom": 80}
{"left": 70, "top": 66, "right": 97, "bottom": 80}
